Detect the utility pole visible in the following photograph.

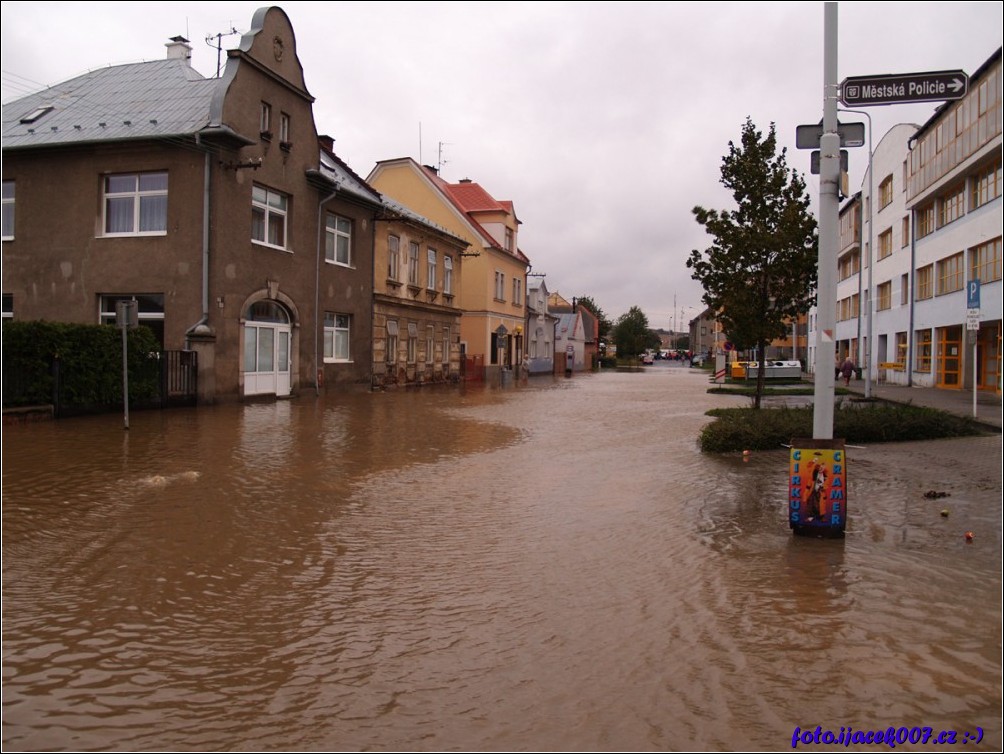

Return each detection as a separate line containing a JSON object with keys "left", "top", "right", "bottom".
{"left": 813, "top": 2, "right": 839, "bottom": 439}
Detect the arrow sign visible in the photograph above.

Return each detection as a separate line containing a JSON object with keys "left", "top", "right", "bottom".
{"left": 840, "top": 70, "right": 968, "bottom": 107}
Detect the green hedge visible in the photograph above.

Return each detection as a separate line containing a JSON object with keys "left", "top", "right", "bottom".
{"left": 2, "top": 320, "right": 162, "bottom": 409}
{"left": 699, "top": 403, "right": 986, "bottom": 453}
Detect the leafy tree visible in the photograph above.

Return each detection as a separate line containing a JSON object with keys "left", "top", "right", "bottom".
{"left": 574, "top": 295, "right": 613, "bottom": 342}
{"left": 687, "top": 117, "right": 818, "bottom": 408}
{"left": 612, "top": 306, "right": 656, "bottom": 359}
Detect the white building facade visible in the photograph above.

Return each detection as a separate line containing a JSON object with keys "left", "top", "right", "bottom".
{"left": 904, "top": 50, "right": 1001, "bottom": 392}
{"left": 810, "top": 48, "right": 1001, "bottom": 395}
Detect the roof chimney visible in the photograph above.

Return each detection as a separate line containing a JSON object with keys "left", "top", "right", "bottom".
{"left": 458, "top": 178, "right": 472, "bottom": 183}
{"left": 423, "top": 164, "right": 438, "bottom": 175}
{"left": 318, "top": 134, "right": 335, "bottom": 154}
{"left": 166, "top": 36, "right": 192, "bottom": 64}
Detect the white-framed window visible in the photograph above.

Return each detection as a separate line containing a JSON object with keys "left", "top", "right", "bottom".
{"left": 407, "top": 322, "right": 418, "bottom": 363}
{"left": 324, "top": 312, "right": 351, "bottom": 362}
{"left": 442, "top": 327, "right": 450, "bottom": 367}
{"left": 2, "top": 180, "right": 14, "bottom": 240}
{"left": 2, "top": 293, "right": 13, "bottom": 319}
{"left": 279, "top": 112, "right": 290, "bottom": 143}
{"left": 444, "top": 255, "right": 453, "bottom": 295}
{"left": 388, "top": 235, "right": 400, "bottom": 280}
{"left": 495, "top": 271, "right": 505, "bottom": 300}
{"left": 408, "top": 241, "right": 420, "bottom": 285}
{"left": 99, "top": 293, "right": 165, "bottom": 344}
{"left": 252, "top": 185, "right": 288, "bottom": 249}
{"left": 386, "top": 320, "right": 399, "bottom": 364}
{"left": 427, "top": 248, "right": 437, "bottom": 290}
{"left": 505, "top": 227, "right": 513, "bottom": 252}
{"left": 325, "top": 214, "right": 351, "bottom": 266}
{"left": 260, "top": 102, "right": 272, "bottom": 135}
{"left": 426, "top": 325, "right": 435, "bottom": 366}
{"left": 512, "top": 277, "right": 522, "bottom": 305}
{"left": 103, "top": 172, "right": 168, "bottom": 236}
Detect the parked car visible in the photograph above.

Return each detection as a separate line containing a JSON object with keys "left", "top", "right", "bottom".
{"left": 641, "top": 353, "right": 655, "bottom": 365}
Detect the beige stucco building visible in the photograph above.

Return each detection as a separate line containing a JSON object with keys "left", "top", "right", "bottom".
{"left": 367, "top": 159, "right": 530, "bottom": 382}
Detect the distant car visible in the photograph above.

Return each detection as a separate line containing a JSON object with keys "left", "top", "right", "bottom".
{"left": 641, "top": 353, "right": 655, "bottom": 365}
{"left": 691, "top": 354, "right": 705, "bottom": 367}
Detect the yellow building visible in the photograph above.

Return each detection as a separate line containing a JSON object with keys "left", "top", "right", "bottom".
{"left": 368, "top": 159, "right": 529, "bottom": 380}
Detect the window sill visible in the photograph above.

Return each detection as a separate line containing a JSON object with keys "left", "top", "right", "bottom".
{"left": 280, "top": 141, "right": 293, "bottom": 152}
{"left": 325, "top": 259, "right": 354, "bottom": 268}
{"left": 386, "top": 279, "right": 403, "bottom": 288}
{"left": 253, "top": 240, "right": 292, "bottom": 253}
{"left": 324, "top": 358, "right": 353, "bottom": 364}
{"left": 426, "top": 290, "right": 439, "bottom": 301}
{"left": 101, "top": 230, "right": 168, "bottom": 238}
{"left": 407, "top": 285, "right": 422, "bottom": 296}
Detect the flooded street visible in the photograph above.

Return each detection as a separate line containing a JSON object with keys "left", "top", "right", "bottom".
{"left": 3, "top": 366, "right": 1001, "bottom": 751}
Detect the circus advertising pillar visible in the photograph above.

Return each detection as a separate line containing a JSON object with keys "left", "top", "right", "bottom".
{"left": 788, "top": 439, "right": 847, "bottom": 536}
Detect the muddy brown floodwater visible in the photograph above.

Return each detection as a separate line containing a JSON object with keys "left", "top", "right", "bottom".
{"left": 3, "top": 365, "right": 1001, "bottom": 751}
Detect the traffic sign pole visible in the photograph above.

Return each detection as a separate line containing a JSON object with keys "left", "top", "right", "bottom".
{"left": 813, "top": 2, "right": 838, "bottom": 440}
{"left": 968, "top": 279, "right": 981, "bottom": 418}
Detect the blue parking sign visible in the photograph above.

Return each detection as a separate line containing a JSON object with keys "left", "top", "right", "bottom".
{"left": 967, "top": 279, "right": 981, "bottom": 309}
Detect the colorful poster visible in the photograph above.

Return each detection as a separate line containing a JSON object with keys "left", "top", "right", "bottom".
{"left": 788, "top": 439, "right": 847, "bottom": 534}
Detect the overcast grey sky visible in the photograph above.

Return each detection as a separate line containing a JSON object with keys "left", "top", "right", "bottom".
{"left": 2, "top": 1, "right": 1001, "bottom": 329}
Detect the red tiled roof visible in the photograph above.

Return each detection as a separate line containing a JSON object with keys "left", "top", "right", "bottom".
{"left": 417, "top": 163, "right": 530, "bottom": 265}
{"left": 446, "top": 182, "right": 506, "bottom": 213}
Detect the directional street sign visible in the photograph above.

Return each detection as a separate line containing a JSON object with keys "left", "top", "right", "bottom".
{"left": 840, "top": 70, "right": 968, "bottom": 107}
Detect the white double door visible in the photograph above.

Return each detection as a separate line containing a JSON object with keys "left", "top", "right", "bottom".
{"left": 243, "top": 323, "right": 291, "bottom": 396}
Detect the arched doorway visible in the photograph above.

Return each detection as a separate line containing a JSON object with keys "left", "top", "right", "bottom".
{"left": 242, "top": 300, "right": 292, "bottom": 396}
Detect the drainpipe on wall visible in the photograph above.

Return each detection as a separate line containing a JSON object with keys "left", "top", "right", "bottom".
{"left": 370, "top": 211, "right": 378, "bottom": 390}
{"left": 907, "top": 205, "right": 916, "bottom": 387}
{"left": 905, "top": 136, "right": 919, "bottom": 388}
{"left": 185, "top": 148, "right": 213, "bottom": 346}
{"left": 315, "top": 186, "right": 340, "bottom": 395}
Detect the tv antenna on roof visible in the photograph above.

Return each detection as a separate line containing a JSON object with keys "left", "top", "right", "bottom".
{"left": 206, "top": 26, "right": 240, "bottom": 78}
{"left": 438, "top": 141, "right": 452, "bottom": 174}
